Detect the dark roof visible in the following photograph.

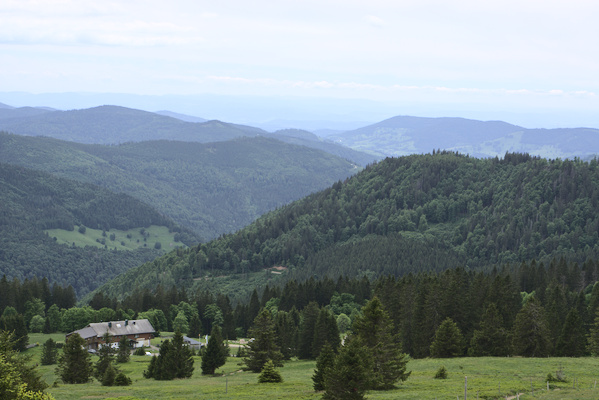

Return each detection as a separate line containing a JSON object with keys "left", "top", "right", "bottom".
{"left": 69, "top": 319, "right": 155, "bottom": 340}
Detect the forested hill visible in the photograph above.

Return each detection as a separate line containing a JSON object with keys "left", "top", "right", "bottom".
{"left": 0, "top": 132, "right": 360, "bottom": 239}
{"left": 0, "top": 163, "right": 198, "bottom": 296}
{"left": 95, "top": 151, "right": 599, "bottom": 300}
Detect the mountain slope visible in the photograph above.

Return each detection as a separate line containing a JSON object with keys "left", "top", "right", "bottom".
{"left": 94, "top": 152, "right": 599, "bottom": 300}
{"left": 329, "top": 115, "right": 599, "bottom": 159}
{"left": 0, "top": 163, "right": 198, "bottom": 296}
{"left": 0, "top": 132, "right": 360, "bottom": 239}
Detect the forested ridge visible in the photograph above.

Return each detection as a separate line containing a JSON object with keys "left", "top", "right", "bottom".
{"left": 0, "top": 163, "right": 196, "bottom": 296}
{"left": 0, "top": 132, "right": 359, "bottom": 239}
{"left": 95, "top": 151, "right": 599, "bottom": 301}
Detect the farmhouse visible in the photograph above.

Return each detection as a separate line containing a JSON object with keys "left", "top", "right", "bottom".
{"left": 67, "top": 319, "right": 155, "bottom": 350}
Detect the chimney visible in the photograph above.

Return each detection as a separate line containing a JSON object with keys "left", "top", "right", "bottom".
{"left": 108, "top": 322, "right": 112, "bottom": 328}
{"left": 125, "top": 320, "right": 128, "bottom": 326}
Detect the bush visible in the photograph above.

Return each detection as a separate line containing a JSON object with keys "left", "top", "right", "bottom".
{"left": 114, "top": 372, "right": 132, "bottom": 386}
{"left": 434, "top": 366, "right": 448, "bottom": 379}
{"left": 258, "top": 360, "right": 283, "bottom": 383}
{"left": 133, "top": 347, "right": 146, "bottom": 356}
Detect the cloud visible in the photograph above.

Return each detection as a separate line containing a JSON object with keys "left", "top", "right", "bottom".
{"left": 364, "top": 15, "right": 385, "bottom": 28}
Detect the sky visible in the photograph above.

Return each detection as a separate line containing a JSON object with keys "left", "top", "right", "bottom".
{"left": 1, "top": 0, "right": 598, "bottom": 128}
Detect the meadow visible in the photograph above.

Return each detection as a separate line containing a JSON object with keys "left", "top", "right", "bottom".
{"left": 26, "top": 334, "right": 599, "bottom": 400}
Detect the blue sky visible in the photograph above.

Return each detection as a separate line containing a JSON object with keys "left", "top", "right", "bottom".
{"left": 1, "top": 0, "right": 598, "bottom": 128}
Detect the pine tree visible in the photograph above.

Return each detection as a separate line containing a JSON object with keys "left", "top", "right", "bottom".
{"left": 468, "top": 303, "right": 509, "bottom": 357}
{"left": 201, "top": 325, "right": 228, "bottom": 375}
{"left": 56, "top": 333, "right": 93, "bottom": 384}
{"left": 94, "top": 332, "right": 117, "bottom": 381}
{"left": 587, "top": 308, "right": 599, "bottom": 356}
{"left": 258, "top": 359, "right": 283, "bottom": 383}
{"left": 430, "top": 317, "right": 465, "bottom": 358}
{"left": 556, "top": 308, "right": 586, "bottom": 356}
{"left": 101, "top": 363, "right": 116, "bottom": 386}
{"left": 353, "top": 296, "right": 411, "bottom": 389}
{"left": 297, "top": 302, "right": 319, "bottom": 359}
{"left": 116, "top": 335, "right": 130, "bottom": 363}
{"left": 323, "top": 336, "right": 373, "bottom": 400}
{"left": 244, "top": 309, "right": 283, "bottom": 372}
{"left": 312, "top": 342, "right": 335, "bottom": 391}
{"left": 311, "top": 308, "right": 340, "bottom": 358}
{"left": 188, "top": 314, "right": 202, "bottom": 338}
{"left": 144, "top": 331, "right": 194, "bottom": 380}
{"left": 511, "top": 297, "right": 551, "bottom": 357}
{"left": 170, "top": 330, "right": 195, "bottom": 378}
{"left": 40, "top": 338, "right": 58, "bottom": 365}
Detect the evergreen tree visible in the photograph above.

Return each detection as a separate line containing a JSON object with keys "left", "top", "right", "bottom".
{"left": 298, "top": 302, "right": 320, "bottom": 359}
{"left": 201, "top": 325, "right": 228, "bottom": 375}
{"left": 244, "top": 309, "right": 283, "bottom": 372}
{"left": 323, "top": 336, "right": 373, "bottom": 400}
{"left": 511, "top": 297, "right": 551, "bottom": 357}
{"left": 353, "top": 297, "right": 411, "bottom": 389}
{"left": 468, "top": 303, "right": 510, "bottom": 356}
{"left": 556, "top": 308, "right": 586, "bottom": 357}
{"left": 188, "top": 314, "right": 202, "bottom": 338}
{"left": 116, "top": 335, "right": 130, "bottom": 363}
{"left": 0, "top": 331, "right": 48, "bottom": 397}
{"left": 274, "top": 310, "right": 298, "bottom": 360}
{"left": 430, "top": 317, "right": 465, "bottom": 358}
{"left": 587, "top": 308, "right": 599, "bottom": 356}
{"left": 258, "top": 359, "right": 283, "bottom": 383}
{"left": 94, "top": 332, "right": 117, "bottom": 381}
{"left": 143, "top": 330, "right": 194, "bottom": 380}
{"left": 312, "top": 341, "right": 335, "bottom": 391}
{"left": 311, "top": 308, "right": 340, "bottom": 358}
{"left": 40, "top": 338, "right": 58, "bottom": 366}
{"left": 56, "top": 333, "right": 93, "bottom": 384}
{"left": 101, "top": 363, "right": 116, "bottom": 386}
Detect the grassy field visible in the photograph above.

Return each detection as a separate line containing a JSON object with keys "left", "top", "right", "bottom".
{"left": 24, "top": 333, "right": 599, "bottom": 399}
{"left": 44, "top": 225, "right": 183, "bottom": 251}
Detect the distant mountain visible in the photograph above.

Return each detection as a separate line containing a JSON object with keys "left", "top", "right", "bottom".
{"left": 328, "top": 115, "right": 599, "bottom": 159}
{"left": 0, "top": 162, "right": 197, "bottom": 296}
{"left": 155, "top": 110, "right": 207, "bottom": 123}
{"left": 94, "top": 151, "right": 599, "bottom": 301}
{"left": 0, "top": 104, "right": 374, "bottom": 166}
{"left": 0, "top": 132, "right": 360, "bottom": 240}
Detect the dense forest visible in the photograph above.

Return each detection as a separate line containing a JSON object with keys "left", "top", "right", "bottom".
{"left": 0, "top": 132, "right": 360, "bottom": 239}
{"left": 94, "top": 151, "right": 599, "bottom": 301}
{"left": 3, "top": 256, "right": 599, "bottom": 360}
{"left": 0, "top": 163, "right": 196, "bottom": 296}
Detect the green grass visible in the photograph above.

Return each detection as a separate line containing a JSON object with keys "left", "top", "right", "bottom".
{"left": 21, "top": 335, "right": 599, "bottom": 400}
{"left": 44, "top": 225, "right": 184, "bottom": 252}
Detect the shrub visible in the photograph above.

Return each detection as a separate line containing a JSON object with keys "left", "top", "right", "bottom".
{"left": 434, "top": 366, "right": 448, "bottom": 379}
{"left": 258, "top": 360, "right": 283, "bottom": 383}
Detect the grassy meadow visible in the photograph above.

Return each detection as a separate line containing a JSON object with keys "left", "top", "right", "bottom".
{"left": 24, "top": 333, "right": 599, "bottom": 400}
{"left": 44, "top": 225, "right": 183, "bottom": 251}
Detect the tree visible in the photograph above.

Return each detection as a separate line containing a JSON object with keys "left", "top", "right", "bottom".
{"left": 188, "top": 314, "right": 202, "bottom": 338}
{"left": 201, "top": 325, "right": 228, "bottom": 375}
{"left": 56, "top": 333, "right": 93, "bottom": 384}
{"left": 258, "top": 359, "right": 283, "bottom": 383}
{"left": 468, "top": 303, "right": 509, "bottom": 357}
{"left": 311, "top": 308, "right": 340, "bottom": 358}
{"left": 430, "top": 317, "right": 465, "bottom": 358}
{"left": 323, "top": 336, "right": 373, "bottom": 400}
{"left": 588, "top": 308, "right": 599, "bottom": 356}
{"left": 40, "top": 338, "right": 58, "bottom": 366}
{"left": 172, "top": 311, "right": 189, "bottom": 334}
{"left": 353, "top": 297, "right": 411, "bottom": 389}
{"left": 144, "top": 330, "right": 194, "bottom": 380}
{"left": 511, "top": 297, "right": 551, "bottom": 357}
{"left": 116, "top": 335, "right": 130, "bottom": 363}
{"left": 101, "top": 363, "right": 116, "bottom": 386}
{"left": 556, "top": 309, "right": 586, "bottom": 357}
{"left": 336, "top": 313, "right": 351, "bottom": 334}
{"left": 1, "top": 331, "right": 49, "bottom": 399}
{"left": 297, "top": 302, "right": 320, "bottom": 359}
{"left": 312, "top": 341, "right": 335, "bottom": 391}
{"left": 244, "top": 309, "right": 283, "bottom": 372}
{"left": 94, "top": 332, "right": 117, "bottom": 381}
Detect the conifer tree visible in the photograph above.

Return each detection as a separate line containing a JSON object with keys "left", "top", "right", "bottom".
{"left": 353, "top": 296, "right": 411, "bottom": 389}
{"left": 275, "top": 310, "right": 298, "bottom": 360}
{"left": 587, "top": 308, "right": 599, "bottom": 356}
{"left": 40, "top": 338, "right": 58, "bottom": 366}
{"left": 323, "top": 336, "right": 373, "bottom": 400}
{"left": 258, "top": 359, "right": 283, "bottom": 383}
{"left": 56, "top": 333, "right": 93, "bottom": 384}
{"left": 201, "top": 325, "right": 228, "bottom": 375}
{"left": 556, "top": 308, "right": 586, "bottom": 357}
{"left": 311, "top": 308, "right": 340, "bottom": 358}
{"left": 468, "top": 303, "right": 509, "bottom": 356}
{"left": 94, "top": 332, "right": 117, "bottom": 381}
{"left": 188, "top": 314, "right": 202, "bottom": 338}
{"left": 116, "top": 335, "right": 130, "bottom": 363}
{"left": 144, "top": 330, "right": 194, "bottom": 380}
{"left": 511, "top": 297, "right": 551, "bottom": 357}
{"left": 312, "top": 342, "right": 335, "bottom": 391}
{"left": 244, "top": 309, "right": 283, "bottom": 372}
{"left": 298, "top": 302, "right": 320, "bottom": 359}
{"left": 429, "top": 317, "right": 465, "bottom": 358}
